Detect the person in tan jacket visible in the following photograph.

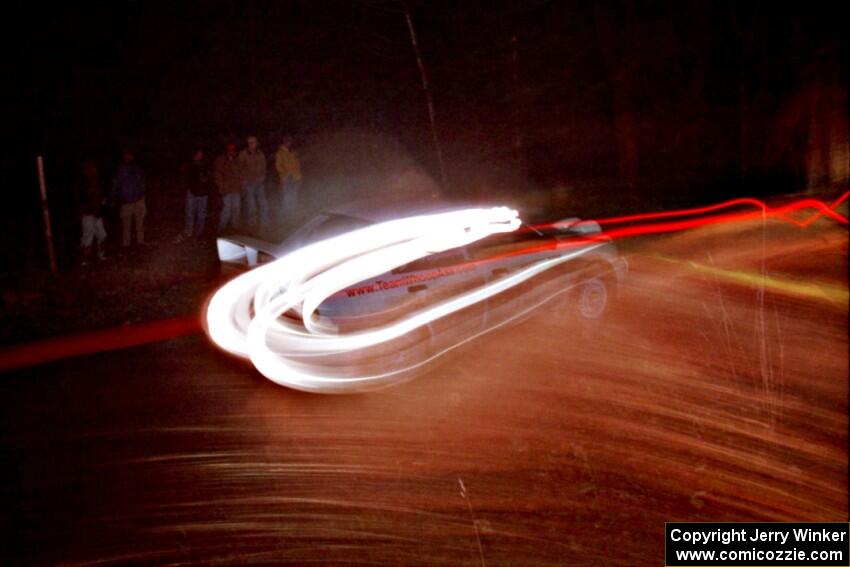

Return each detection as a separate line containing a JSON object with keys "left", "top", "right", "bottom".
{"left": 214, "top": 143, "right": 242, "bottom": 232}
{"left": 275, "top": 134, "right": 302, "bottom": 217}
{"left": 239, "top": 136, "right": 269, "bottom": 228}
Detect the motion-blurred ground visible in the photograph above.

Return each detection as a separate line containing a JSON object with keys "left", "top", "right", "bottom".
{"left": 0, "top": 212, "right": 846, "bottom": 566}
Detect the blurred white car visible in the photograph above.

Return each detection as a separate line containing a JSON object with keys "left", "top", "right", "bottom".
{"left": 217, "top": 204, "right": 627, "bottom": 330}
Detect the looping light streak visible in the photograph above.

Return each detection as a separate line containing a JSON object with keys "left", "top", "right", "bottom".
{"left": 205, "top": 207, "right": 570, "bottom": 393}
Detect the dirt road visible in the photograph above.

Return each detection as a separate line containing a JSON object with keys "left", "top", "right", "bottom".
{"left": 2, "top": 217, "right": 846, "bottom": 565}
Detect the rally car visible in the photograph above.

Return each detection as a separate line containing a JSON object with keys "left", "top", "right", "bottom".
{"left": 216, "top": 204, "right": 627, "bottom": 348}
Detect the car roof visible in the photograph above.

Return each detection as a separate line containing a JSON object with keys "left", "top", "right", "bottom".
{"left": 319, "top": 197, "right": 496, "bottom": 224}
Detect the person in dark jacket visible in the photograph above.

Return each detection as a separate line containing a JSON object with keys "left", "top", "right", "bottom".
{"left": 78, "top": 161, "right": 107, "bottom": 264}
{"left": 178, "top": 149, "right": 211, "bottom": 240}
{"left": 111, "top": 150, "right": 146, "bottom": 247}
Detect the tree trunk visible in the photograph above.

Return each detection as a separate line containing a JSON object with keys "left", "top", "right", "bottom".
{"left": 402, "top": 4, "right": 448, "bottom": 192}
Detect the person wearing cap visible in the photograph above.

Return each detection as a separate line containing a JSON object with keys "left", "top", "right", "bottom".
{"left": 275, "top": 134, "right": 302, "bottom": 217}
{"left": 214, "top": 143, "right": 243, "bottom": 232}
{"left": 239, "top": 135, "right": 269, "bottom": 229}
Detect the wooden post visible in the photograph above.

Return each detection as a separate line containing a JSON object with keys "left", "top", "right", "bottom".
{"left": 403, "top": 4, "right": 448, "bottom": 193}
{"left": 510, "top": 33, "right": 525, "bottom": 175}
{"left": 36, "top": 156, "right": 58, "bottom": 274}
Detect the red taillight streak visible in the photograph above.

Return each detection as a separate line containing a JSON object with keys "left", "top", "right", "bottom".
{"left": 2, "top": 193, "right": 846, "bottom": 372}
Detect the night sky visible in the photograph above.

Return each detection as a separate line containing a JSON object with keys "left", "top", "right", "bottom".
{"left": 3, "top": 1, "right": 846, "bottom": 241}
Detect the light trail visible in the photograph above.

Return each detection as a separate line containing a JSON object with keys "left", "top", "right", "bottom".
{"left": 205, "top": 207, "right": 536, "bottom": 393}
{"left": 593, "top": 193, "right": 849, "bottom": 240}
{"left": 597, "top": 194, "right": 849, "bottom": 226}
{"left": 205, "top": 193, "right": 848, "bottom": 393}
{"left": 0, "top": 195, "right": 841, "bottom": 376}
{"left": 0, "top": 316, "right": 201, "bottom": 373}
{"left": 575, "top": 191, "right": 848, "bottom": 229}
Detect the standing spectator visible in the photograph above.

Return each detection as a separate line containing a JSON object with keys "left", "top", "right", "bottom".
{"left": 78, "top": 161, "right": 107, "bottom": 265}
{"left": 275, "top": 134, "right": 302, "bottom": 217}
{"left": 178, "top": 149, "right": 211, "bottom": 240}
{"left": 239, "top": 136, "right": 269, "bottom": 228}
{"left": 214, "top": 143, "right": 243, "bottom": 232}
{"left": 112, "top": 150, "right": 146, "bottom": 249}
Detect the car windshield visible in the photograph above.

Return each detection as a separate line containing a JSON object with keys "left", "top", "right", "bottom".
{"left": 310, "top": 214, "right": 372, "bottom": 243}
{"left": 284, "top": 213, "right": 372, "bottom": 251}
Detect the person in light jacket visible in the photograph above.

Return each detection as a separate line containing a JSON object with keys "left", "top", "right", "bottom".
{"left": 275, "top": 134, "right": 302, "bottom": 217}
{"left": 214, "top": 143, "right": 243, "bottom": 233}
{"left": 239, "top": 136, "right": 269, "bottom": 228}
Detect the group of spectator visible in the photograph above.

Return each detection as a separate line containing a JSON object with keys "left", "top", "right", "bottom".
{"left": 76, "top": 134, "right": 302, "bottom": 266}
{"left": 180, "top": 134, "right": 302, "bottom": 240}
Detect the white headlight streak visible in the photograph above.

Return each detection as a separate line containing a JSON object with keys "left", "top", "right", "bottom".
{"left": 205, "top": 206, "right": 601, "bottom": 393}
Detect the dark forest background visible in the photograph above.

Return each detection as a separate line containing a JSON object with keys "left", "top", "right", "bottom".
{"left": 2, "top": 0, "right": 847, "bottom": 270}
